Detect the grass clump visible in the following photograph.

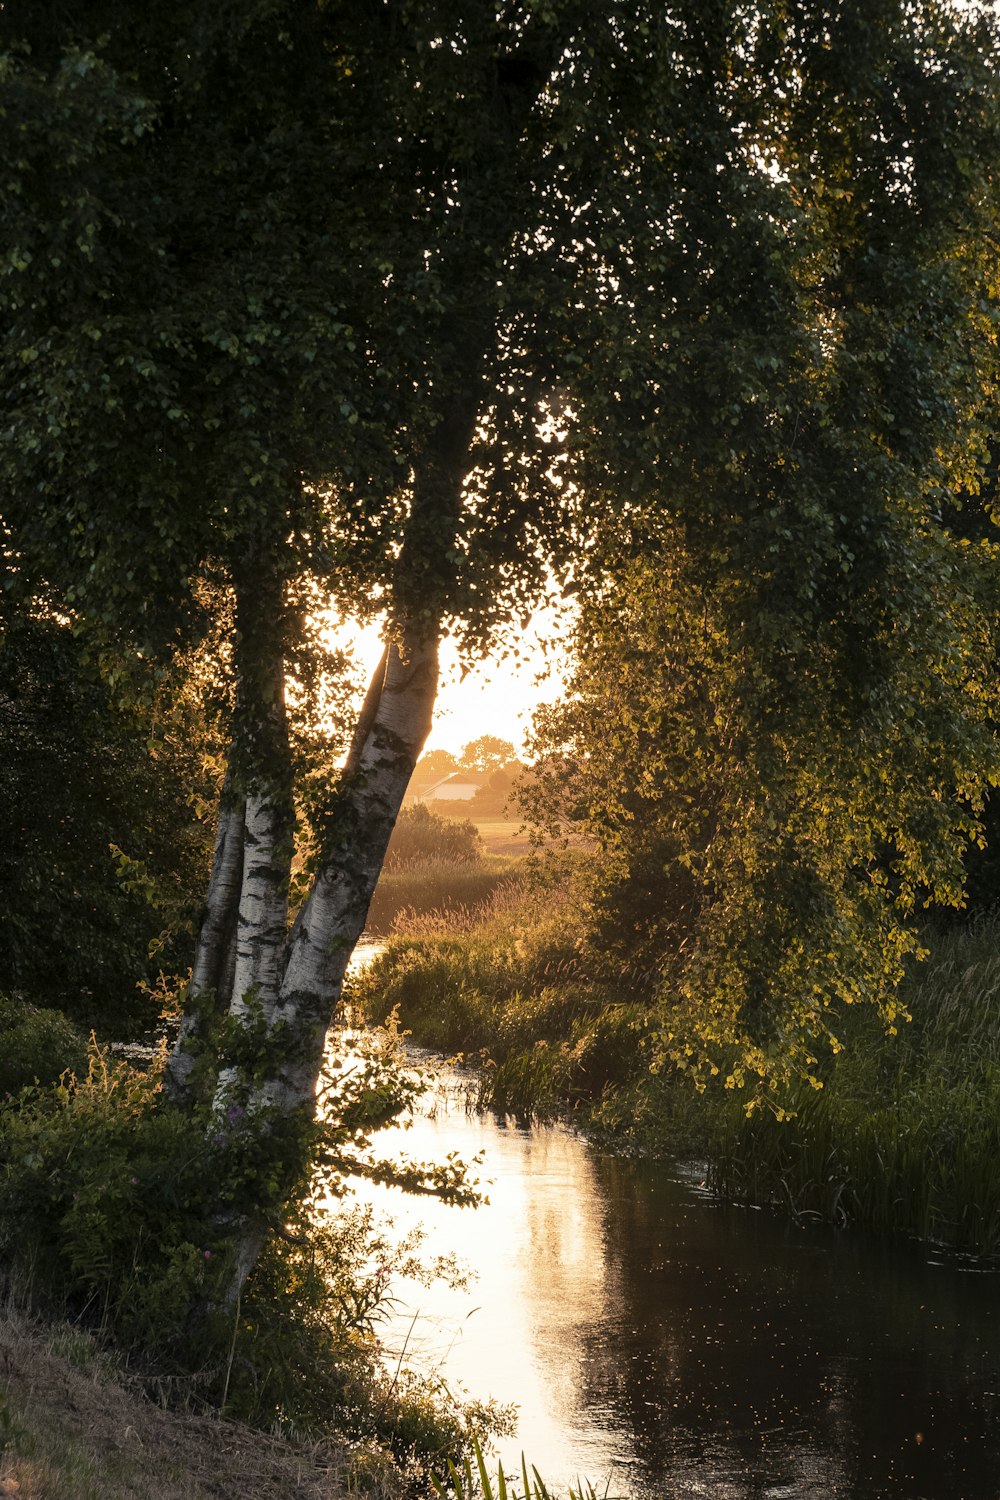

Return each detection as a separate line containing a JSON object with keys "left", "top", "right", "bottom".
{"left": 367, "top": 857, "right": 525, "bottom": 937}
{"left": 385, "top": 805, "right": 483, "bottom": 868}
{"left": 433, "top": 1434, "right": 628, "bottom": 1500}
{"left": 348, "top": 879, "right": 656, "bottom": 1119}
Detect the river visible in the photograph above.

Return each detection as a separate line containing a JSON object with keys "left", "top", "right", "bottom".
{"left": 331, "top": 987, "right": 1000, "bottom": 1497}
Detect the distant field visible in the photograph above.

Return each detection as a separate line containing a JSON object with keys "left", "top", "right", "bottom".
{"left": 470, "top": 817, "right": 534, "bottom": 855}
{"left": 419, "top": 801, "right": 534, "bottom": 855}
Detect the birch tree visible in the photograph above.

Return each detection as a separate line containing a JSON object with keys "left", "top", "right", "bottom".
{"left": 4, "top": 0, "right": 1000, "bottom": 1277}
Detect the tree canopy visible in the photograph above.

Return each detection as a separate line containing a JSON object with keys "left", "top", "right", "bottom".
{"left": 3, "top": 0, "right": 1000, "bottom": 1253}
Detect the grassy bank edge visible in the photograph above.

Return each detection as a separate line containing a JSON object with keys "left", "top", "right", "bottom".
{"left": 0, "top": 1310, "right": 397, "bottom": 1500}
{"left": 347, "top": 892, "right": 1000, "bottom": 1261}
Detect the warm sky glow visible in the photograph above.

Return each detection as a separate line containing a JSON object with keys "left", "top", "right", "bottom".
{"left": 336, "top": 606, "right": 573, "bottom": 758}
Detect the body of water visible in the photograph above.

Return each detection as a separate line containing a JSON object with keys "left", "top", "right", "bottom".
{"left": 332, "top": 1030, "right": 1000, "bottom": 1498}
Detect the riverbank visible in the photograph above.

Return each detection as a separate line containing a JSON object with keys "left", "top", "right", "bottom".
{"left": 348, "top": 881, "right": 1000, "bottom": 1259}
{"left": 0, "top": 1311, "right": 394, "bottom": 1500}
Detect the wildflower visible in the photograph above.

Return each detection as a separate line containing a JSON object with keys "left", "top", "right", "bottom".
{"left": 129, "top": 1175, "right": 139, "bottom": 1185}
{"left": 203, "top": 1250, "right": 212, "bottom": 1260}
{"left": 225, "top": 1103, "right": 245, "bottom": 1124}
{"left": 210, "top": 1132, "right": 227, "bottom": 1148}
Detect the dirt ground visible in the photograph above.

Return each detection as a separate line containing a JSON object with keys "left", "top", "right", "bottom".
{"left": 0, "top": 1315, "right": 391, "bottom": 1500}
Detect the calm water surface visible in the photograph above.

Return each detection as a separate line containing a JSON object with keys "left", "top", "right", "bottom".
{"left": 333, "top": 1013, "right": 1000, "bottom": 1498}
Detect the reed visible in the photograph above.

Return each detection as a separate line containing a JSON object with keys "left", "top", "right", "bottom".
{"left": 348, "top": 877, "right": 657, "bottom": 1118}
{"left": 366, "top": 858, "right": 524, "bottom": 936}
{"left": 432, "top": 1435, "right": 627, "bottom": 1500}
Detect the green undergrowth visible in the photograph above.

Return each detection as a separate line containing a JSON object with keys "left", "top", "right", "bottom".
{"left": 0, "top": 995, "right": 88, "bottom": 1098}
{"left": 348, "top": 886, "right": 1000, "bottom": 1257}
{"left": 0, "top": 1031, "right": 510, "bottom": 1489}
{"left": 707, "top": 914, "right": 1000, "bottom": 1255}
{"left": 367, "top": 856, "right": 525, "bottom": 937}
{"left": 348, "top": 881, "right": 657, "bottom": 1118}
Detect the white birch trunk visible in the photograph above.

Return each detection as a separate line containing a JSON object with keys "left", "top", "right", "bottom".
{"left": 252, "top": 626, "right": 438, "bottom": 1115}
{"left": 163, "top": 789, "right": 246, "bottom": 1104}
{"left": 228, "top": 791, "right": 293, "bottom": 1024}
{"left": 213, "top": 785, "right": 292, "bottom": 1109}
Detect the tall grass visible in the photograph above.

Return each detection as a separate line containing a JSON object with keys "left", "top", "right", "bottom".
{"left": 433, "top": 1435, "right": 629, "bottom": 1500}
{"left": 366, "top": 857, "right": 524, "bottom": 936}
{"left": 348, "top": 880, "right": 655, "bottom": 1117}
{"left": 351, "top": 878, "right": 1000, "bottom": 1256}
{"left": 709, "top": 915, "right": 1000, "bottom": 1255}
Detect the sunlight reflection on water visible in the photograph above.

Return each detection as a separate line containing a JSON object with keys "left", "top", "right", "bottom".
{"left": 322, "top": 1024, "right": 1000, "bottom": 1499}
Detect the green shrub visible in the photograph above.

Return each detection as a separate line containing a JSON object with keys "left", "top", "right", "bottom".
{"left": 0, "top": 996, "right": 88, "bottom": 1096}
{"left": 704, "top": 916, "right": 1000, "bottom": 1254}
{"left": 0, "top": 1034, "right": 507, "bottom": 1473}
{"left": 348, "top": 881, "right": 657, "bottom": 1118}
{"left": 385, "top": 805, "right": 482, "bottom": 869}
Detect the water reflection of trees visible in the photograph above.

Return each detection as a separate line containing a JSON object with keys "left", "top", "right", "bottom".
{"left": 348, "top": 1069, "right": 1000, "bottom": 1498}
{"left": 573, "top": 1155, "right": 1000, "bottom": 1498}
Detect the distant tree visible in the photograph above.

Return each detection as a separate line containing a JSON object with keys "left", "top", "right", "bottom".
{"left": 470, "top": 762, "right": 523, "bottom": 817}
{"left": 460, "top": 736, "right": 517, "bottom": 777}
{"left": 412, "top": 749, "right": 460, "bottom": 784}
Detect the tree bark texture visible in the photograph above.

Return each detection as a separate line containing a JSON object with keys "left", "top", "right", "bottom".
{"left": 167, "top": 547, "right": 294, "bottom": 1107}
{"left": 163, "top": 785, "right": 246, "bottom": 1103}
{"left": 252, "top": 624, "right": 439, "bottom": 1115}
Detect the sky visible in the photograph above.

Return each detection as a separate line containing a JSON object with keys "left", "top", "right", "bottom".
{"left": 339, "top": 605, "right": 573, "bottom": 759}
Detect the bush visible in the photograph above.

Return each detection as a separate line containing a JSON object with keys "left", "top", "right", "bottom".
{"left": 384, "top": 805, "right": 482, "bottom": 869}
{"left": 0, "top": 1034, "right": 507, "bottom": 1474}
{"left": 0, "top": 996, "right": 87, "bottom": 1096}
{"left": 703, "top": 914, "right": 1000, "bottom": 1255}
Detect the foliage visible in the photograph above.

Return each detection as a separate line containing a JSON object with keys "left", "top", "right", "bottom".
{"left": 459, "top": 739, "right": 517, "bottom": 777}
{"left": 385, "top": 806, "right": 483, "bottom": 871}
{"left": 705, "top": 914, "right": 1000, "bottom": 1255}
{"left": 370, "top": 876, "right": 1000, "bottom": 1256}
{"left": 0, "top": 610, "right": 216, "bottom": 1033}
{"left": 528, "top": 516, "right": 1000, "bottom": 1105}
{"left": 217, "top": 1198, "right": 511, "bottom": 1466}
{"left": 0, "top": 1033, "right": 498, "bottom": 1466}
{"left": 0, "top": 996, "right": 87, "bottom": 1097}
{"left": 522, "top": 0, "right": 1000, "bottom": 1102}
{"left": 348, "top": 878, "right": 654, "bottom": 1117}
{"left": 417, "top": 750, "right": 461, "bottom": 780}
{"left": 470, "top": 765, "right": 523, "bottom": 819}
